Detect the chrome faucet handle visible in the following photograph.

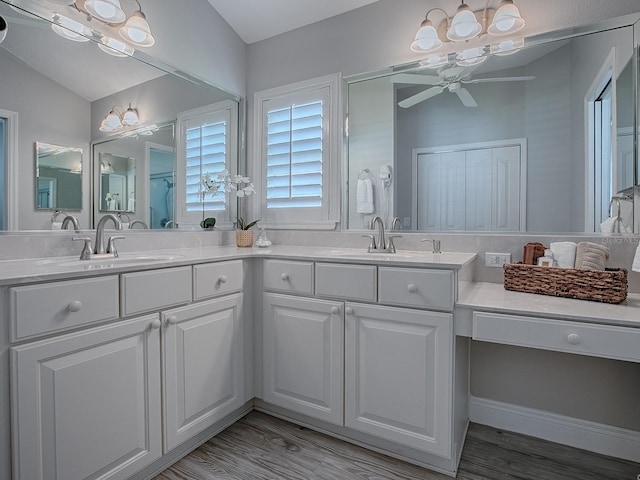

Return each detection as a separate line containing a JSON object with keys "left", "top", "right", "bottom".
{"left": 421, "top": 238, "right": 441, "bottom": 254}
{"left": 106, "top": 235, "right": 125, "bottom": 257}
{"left": 72, "top": 236, "right": 93, "bottom": 260}
{"left": 391, "top": 217, "right": 402, "bottom": 230}
{"left": 386, "top": 235, "right": 402, "bottom": 253}
{"left": 362, "top": 234, "right": 376, "bottom": 252}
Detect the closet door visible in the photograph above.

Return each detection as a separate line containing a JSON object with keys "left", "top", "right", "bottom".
{"left": 465, "top": 148, "right": 493, "bottom": 231}
{"left": 416, "top": 153, "right": 441, "bottom": 230}
{"left": 493, "top": 145, "right": 522, "bottom": 231}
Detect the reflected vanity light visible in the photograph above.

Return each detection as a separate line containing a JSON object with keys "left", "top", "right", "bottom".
{"left": 98, "top": 35, "right": 135, "bottom": 56}
{"left": 456, "top": 47, "right": 487, "bottom": 66}
{"left": 84, "top": 0, "right": 126, "bottom": 23}
{"left": 490, "top": 38, "right": 524, "bottom": 55}
{"left": 100, "top": 160, "right": 115, "bottom": 173}
{"left": 51, "top": 15, "right": 92, "bottom": 42}
{"left": 99, "top": 104, "right": 140, "bottom": 132}
{"left": 411, "top": 0, "right": 525, "bottom": 53}
{"left": 419, "top": 54, "right": 450, "bottom": 69}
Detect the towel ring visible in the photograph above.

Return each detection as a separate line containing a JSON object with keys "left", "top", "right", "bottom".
{"left": 50, "top": 210, "right": 67, "bottom": 223}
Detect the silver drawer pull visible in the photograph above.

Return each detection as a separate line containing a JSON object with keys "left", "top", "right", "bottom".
{"left": 407, "top": 284, "right": 418, "bottom": 293}
{"left": 150, "top": 319, "right": 161, "bottom": 329}
{"left": 67, "top": 300, "right": 83, "bottom": 312}
{"left": 330, "top": 306, "right": 340, "bottom": 314}
{"left": 281, "top": 273, "right": 290, "bottom": 281}
{"left": 219, "top": 275, "right": 228, "bottom": 284}
{"left": 566, "top": 333, "right": 581, "bottom": 345}
{"left": 345, "top": 307, "right": 354, "bottom": 315}
{"left": 167, "top": 315, "right": 179, "bottom": 325}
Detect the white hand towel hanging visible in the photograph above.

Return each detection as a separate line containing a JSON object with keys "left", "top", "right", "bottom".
{"left": 633, "top": 241, "right": 640, "bottom": 273}
{"left": 356, "top": 178, "right": 374, "bottom": 214}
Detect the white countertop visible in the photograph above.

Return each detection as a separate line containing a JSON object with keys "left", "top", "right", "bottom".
{"left": 458, "top": 281, "right": 640, "bottom": 328}
{"left": 0, "top": 245, "right": 477, "bottom": 286}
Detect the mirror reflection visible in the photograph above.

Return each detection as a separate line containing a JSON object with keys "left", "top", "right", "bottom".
{"left": 347, "top": 21, "right": 637, "bottom": 234}
{"left": 35, "top": 142, "right": 82, "bottom": 210}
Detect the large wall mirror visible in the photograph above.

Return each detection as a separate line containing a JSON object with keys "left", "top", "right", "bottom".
{"left": 35, "top": 142, "right": 83, "bottom": 210}
{"left": 345, "top": 14, "right": 640, "bottom": 234}
{"left": 0, "top": 0, "right": 241, "bottom": 231}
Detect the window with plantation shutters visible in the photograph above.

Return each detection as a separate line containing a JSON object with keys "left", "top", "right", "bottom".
{"left": 254, "top": 74, "right": 341, "bottom": 229}
{"left": 176, "top": 100, "right": 238, "bottom": 228}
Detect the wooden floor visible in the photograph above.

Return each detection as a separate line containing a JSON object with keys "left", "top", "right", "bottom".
{"left": 154, "top": 411, "right": 639, "bottom": 480}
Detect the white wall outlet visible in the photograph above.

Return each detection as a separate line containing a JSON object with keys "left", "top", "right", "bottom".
{"left": 485, "top": 253, "right": 511, "bottom": 267}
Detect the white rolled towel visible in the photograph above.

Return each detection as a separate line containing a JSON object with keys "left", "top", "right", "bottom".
{"left": 356, "top": 178, "right": 374, "bottom": 214}
{"left": 51, "top": 222, "right": 62, "bottom": 230}
{"left": 550, "top": 241, "right": 577, "bottom": 268}
{"left": 128, "top": 198, "right": 135, "bottom": 211}
{"left": 633, "top": 242, "right": 640, "bottom": 273}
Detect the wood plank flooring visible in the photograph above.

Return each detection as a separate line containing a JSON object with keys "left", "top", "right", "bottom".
{"left": 154, "top": 411, "right": 640, "bottom": 480}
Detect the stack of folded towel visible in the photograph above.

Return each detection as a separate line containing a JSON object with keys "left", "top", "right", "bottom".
{"left": 574, "top": 242, "right": 610, "bottom": 270}
{"left": 549, "top": 241, "right": 577, "bottom": 268}
{"left": 525, "top": 241, "right": 611, "bottom": 271}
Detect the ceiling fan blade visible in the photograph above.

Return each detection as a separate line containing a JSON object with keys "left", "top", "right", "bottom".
{"left": 398, "top": 86, "right": 444, "bottom": 108}
{"left": 463, "top": 76, "right": 536, "bottom": 84}
{"left": 391, "top": 73, "right": 442, "bottom": 86}
{"left": 456, "top": 88, "right": 478, "bottom": 107}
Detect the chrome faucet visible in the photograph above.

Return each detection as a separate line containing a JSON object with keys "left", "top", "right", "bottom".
{"left": 94, "top": 214, "right": 123, "bottom": 255}
{"left": 421, "top": 238, "right": 441, "bottom": 254}
{"left": 61, "top": 215, "right": 79, "bottom": 231}
{"left": 391, "top": 217, "right": 402, "bottom": 230}
{"left": 364, "top": 216, "right": 401, "bottom": 253}
{"left": 370, "top": 216, "right": 386, "bottom": 252}
{"left": 129, "top": 220, "right": 148, "bottom": 229}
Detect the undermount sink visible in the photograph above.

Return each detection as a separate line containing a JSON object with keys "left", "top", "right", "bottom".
{"left": 35, "top": 253, "right": 184, "bottom": 268}
{"left": 315, "top": 249, "right": 429, "bottom": 259}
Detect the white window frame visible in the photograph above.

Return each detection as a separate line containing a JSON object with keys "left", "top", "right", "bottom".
{"left": 253, "top": 73, "right": 341, "bottom": 229}
{"left": 175, "top": 100, "right": 238, "bottom": 229}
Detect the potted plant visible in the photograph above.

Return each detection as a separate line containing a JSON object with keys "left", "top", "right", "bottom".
{"left": 202, "top": 170, "right": 258, "bottom": 247}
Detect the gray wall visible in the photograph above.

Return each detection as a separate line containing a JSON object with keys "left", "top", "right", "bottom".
{"left": 0, "top": 49, "right": 91, "bottom": 230}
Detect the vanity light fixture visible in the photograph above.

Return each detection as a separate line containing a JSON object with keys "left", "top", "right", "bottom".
{"left": 99, "top": 104, "right": 140, "bottom": 132}
{"left": 118, "top": 7, "right": 154, "bottom": 46}
{"left": 51, "top": 15, "right": 92, "bottom": 42}
{"left": 84, "top": 0, "right": 126, "bottom": 23}
{"left": 411, "top": 0, "right": 526, "bottom": 53}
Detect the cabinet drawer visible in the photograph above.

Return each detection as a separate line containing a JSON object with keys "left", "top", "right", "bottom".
{"left": 316, "top": 263, "right": 377, "bottom": 302}
{"left": 10, "top": 276, "right": 119, "bottom": 341}
{"left": 121, "top": 266, "right": 192, "bottom": 316}
{"left": 263, "top": 260, "right": 314, "bottom": 295}
{"left": 378, "top": 267, "right": 454, "bottom": 310}
{"left": 472, "top": 312, "right": 640, "bottom": 363}
{"left": 193, "top": 260, "right": 243, "bottom": 300}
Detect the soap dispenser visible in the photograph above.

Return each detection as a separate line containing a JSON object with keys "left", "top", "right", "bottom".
{"left": 255, "top": 227, "right": 272, "bottom": 248}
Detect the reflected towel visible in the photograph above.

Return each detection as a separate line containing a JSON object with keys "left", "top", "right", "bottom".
{"left": 121, "top": 223, "right": 130, "bottom": 230}
{"left": 633, "top": 242, "right": 640, "bottom": 273}
{"left": 574, "top": 242, "right": 610, "bottom": 271}
{"left": 51, "top": 222, "right": 62, "bottom": 230}
{"left": 550, "top": 241, "right": 576, "bottom": 268}
{"left": 128, "top": 198, "right": 135, "bottom": 211}
{"left": 600, "top": 216, "right": 631, "bottom": 233}
{"left": 356, "top": 178, "right": 374, "bottom": 214}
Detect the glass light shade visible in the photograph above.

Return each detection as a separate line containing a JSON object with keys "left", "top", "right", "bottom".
{"left": 122, "top": 105, "right": 139, "bottom": 126}
{"left": 419, "top": 55, "right": 449, "bottom": 69}
{"left": 447, "top": 4, "right": 481, "bottom": 41}
{"left": 98, "top": 36, "right": 134, "bottom": 57}
{"left": 85, "top": 0, "right": 126, "bottom": 23}
{"left": 410, "top": 20, "right": 442, "bottom": 53}
{"left": 99, "top": 111, "right": 123, "bottom": 132}
{"left": 51, "top": 16, "right": 91, "bottom": 43}
{"left": 487, "top": 1, "right": 525, "bottom": 35}
{"left": 490, "top": 38, "right": 524, "bottom": 55}
{"left": 119, "top": 11, "right": 155, "bottom": 47}
{"left": 456, "top": 47, "right": 487, "bottom": 67}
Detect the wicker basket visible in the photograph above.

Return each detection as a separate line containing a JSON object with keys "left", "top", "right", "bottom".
{"left": 503, "top": 263, "right": 628, "bottom": 304}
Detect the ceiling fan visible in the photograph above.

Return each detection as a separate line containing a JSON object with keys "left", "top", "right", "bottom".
{"left": 392, "top": 67, "right": 535, "bottom": 108}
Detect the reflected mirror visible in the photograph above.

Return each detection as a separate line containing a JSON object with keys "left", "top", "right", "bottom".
{"left": 0, "top": 0, "right": 240, "bottom": 231}
{"left": 35, "top": 142, "right": 82, "bottom": 210}
{"left": 346, "top": 16, "right": 639, "bottom": 234}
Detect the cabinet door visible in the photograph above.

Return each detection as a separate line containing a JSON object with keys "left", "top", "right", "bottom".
{"left": 263, "top": 293, "right": 343, "bottom": 425}
{"left": 345, "top": 302, "right": 453, "bottom": 458}
{"left": 162, "top": 294, "right": 244, "bottom": 452}
{"left": 11, "top": 315, "right": 162, "bottom": 480}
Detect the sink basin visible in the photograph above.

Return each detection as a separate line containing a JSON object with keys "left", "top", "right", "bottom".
{"left": 315, "top": 249, "right": 424, "bottom": 259}
{"left": 35, "top": 253, "right": 184, "bottom": 268}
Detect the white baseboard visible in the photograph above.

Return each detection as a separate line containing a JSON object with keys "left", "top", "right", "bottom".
{"left": 469, "top": 396, "right": 640, "bottom": 463}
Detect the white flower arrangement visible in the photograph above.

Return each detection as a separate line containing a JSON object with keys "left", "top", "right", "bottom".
{"left": 201, "top": 170, "right": 255, "bottom": 198}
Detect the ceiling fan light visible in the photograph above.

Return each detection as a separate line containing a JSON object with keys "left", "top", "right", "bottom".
{"left": 98, "top": 35, "right": 134, "bottom": 57}
{"left": 411, "top": 20, "right": 442, "bottom": 53}
{"left": 122, "top": 104, "right": 139, "bottom": 126}
{"left": 51, "top": 15, "right": 91, "bottom": 43}
{"left": 456, "top": 47, "right": 487, "bottom": 67}
{"left": 488, "top": 0, "right": 525, "bottom": 35}
{"left": 85, "top": 0, "right": 126, "bottom": 23}
{"left": 447, "top": 4, "right": 481, "bottom": 42}
{"left": 119, "top": 10, "right": 155, "bottom": 47}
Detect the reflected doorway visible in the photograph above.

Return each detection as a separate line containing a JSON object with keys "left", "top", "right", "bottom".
{"left": 0, "top": 117, "right": 5, "bottom": 229}
{"left": 147, "top": 143, "right": 176, "bottom": 229}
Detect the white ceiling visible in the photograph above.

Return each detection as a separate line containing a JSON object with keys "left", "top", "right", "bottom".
{"left": 206, "top": 0, "right": 381, "bottom": 44}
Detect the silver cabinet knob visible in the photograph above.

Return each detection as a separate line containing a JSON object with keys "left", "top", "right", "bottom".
{"left": 167, "top": 315, "right": 179, "bottom": 325}
{"left": 330, "top": 306, "right": 340, "bottom": 314}
{"left": 345, "top": 307, "right": 354, "bottom": 315}
{"left": 150, "top": 319, "right": 161, "bottom": 329}
{"left": 566, "top": 333, "right": 580, "bottom": 345}
{"left": 219, "top": 275, "right": 228, "bottom": 284}
{"left": 407, "top": 284, "right": 418, "bottom": 293}
{"left": 67, "top": 300, "right": 82, "bottom": 312}
{"left": 281, "top": 273, "right": 289, "bottom": 281}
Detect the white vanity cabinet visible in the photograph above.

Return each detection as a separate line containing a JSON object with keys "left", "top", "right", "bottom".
{"left": 262, "top": 293, "right": 344, "bottom": 425}
{"left": 162, "top": 294, "right": 244, "bottom": 451}
{"left": 344, "top": 302, "right": 453, "bottom": 458}
{"left": 10, "top": 314, "right": 162, "bottom": 480}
